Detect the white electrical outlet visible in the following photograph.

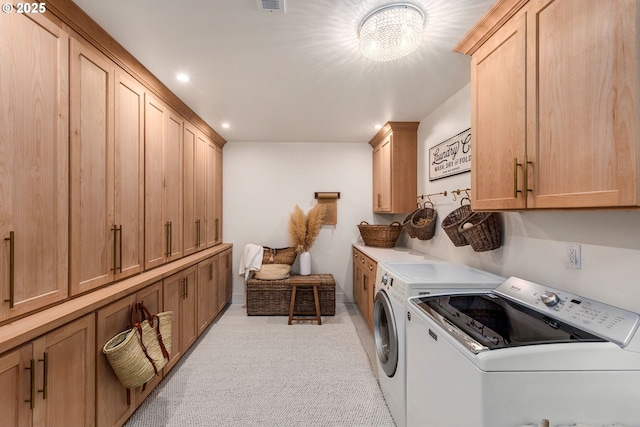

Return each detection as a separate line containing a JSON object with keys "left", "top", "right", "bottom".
{"left": 566, "top": 243, "right": 581, "bottom": 269}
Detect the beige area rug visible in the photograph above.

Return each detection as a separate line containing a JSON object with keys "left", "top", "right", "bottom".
{"left": 124, "top": 304, "right": 395, "bottom": 427}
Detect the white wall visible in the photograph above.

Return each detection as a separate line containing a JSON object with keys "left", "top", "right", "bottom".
{"left": 405, "top": 83, "right": 640, "bottom": 314}
{"left": 222, "top": 85, "right": 640, "bottom": 314}
{"left": 223, "top": 141, "right": 374, "bottom": 303}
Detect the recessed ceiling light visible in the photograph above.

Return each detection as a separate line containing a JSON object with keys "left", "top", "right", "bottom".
{"left": 222, "top": 123, "right": 230, "bottom": 129}
{"left": 374, "top": 124, "right": 383, "bottom": 130}
{"left": 176, "top": 73, "right": 190, "bottom": 82}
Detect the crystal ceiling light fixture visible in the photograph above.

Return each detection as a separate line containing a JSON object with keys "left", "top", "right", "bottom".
{"left": 359, "top": 3, "right": 425, "bottom": 62}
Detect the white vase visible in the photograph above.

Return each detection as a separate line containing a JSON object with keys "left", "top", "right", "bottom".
{"left": 299, "top": 251, "right": 311, "bottom": 276}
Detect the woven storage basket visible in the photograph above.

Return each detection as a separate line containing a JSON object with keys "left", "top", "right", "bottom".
{"left": 458, "top": 212, "right": 503, "bottom": 252}
{"left": 402, "top": 208, "right": 420, "bottom": 238}
{"left": 262, "top": 246, "right": 297, "bottom": 265}
{"left": 103, "top": 310, "right": 173, "bottom": 389}
{"left": 357, "top": 221, "right": 402, "bottom": 248}
{"left": 441, "top": 204, "right": 473, "bottom": 246}
{"left": 409, "top": 208, "right": 437, "bottom": 241}
{"left": 246, "top": 274, "right": 336, "bottom": 316}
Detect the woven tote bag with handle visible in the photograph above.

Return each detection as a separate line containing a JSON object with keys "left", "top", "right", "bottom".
{"left": 103, "top": 302, "right": 173, "bottom": 389}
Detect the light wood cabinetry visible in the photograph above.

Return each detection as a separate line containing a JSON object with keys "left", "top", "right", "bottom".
{"left": 163, "top": 265, "right": 197, "bottom": 372}
{"left": 196, "top": 256, "right": 217, "bottom": 335}
{"left": 209, "top": 144, "right": 224, "bottom": 246}
{"left": 70, "top": 38, "right": 145, "bottom": 295}
{"left": 95, "top": 282, "right": 162, "bottom": 427}
{"left": 145, "top": 95, "right": 184, "bottom": 269}
{"left": 212, "top": 145, "right": 222, "bottom": 245}
{"left": 0, "top": 12, "right": 69, "bottom": 320}
{"left": 352, "top": 248, "right": 376, "bottom": 330}
{"left": 369, "top": 122, "right": 419, "bottom": 214}
{"left": 183, "top": 122, "right": 200, "bottom": 256}
{"left": 456, "top": 0, "right": 640, "bottom": 210}
{"left": 0, "top": 315, "right": 95, "bottom": 427}
{"left": 218, "top": 248, "right": 233, "bottom": 310}
{"left": 0, "top": 344, "right": 32, "bottom": 427}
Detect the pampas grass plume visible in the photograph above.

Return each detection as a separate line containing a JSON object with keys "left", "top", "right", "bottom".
{"left": 288, "top": 203, "right": 327, "bottom": 253}
{"left": 305, "top": 204, "right": 326, "bottom": 251}
{"left": 289, "top": 205, "right": 307, "bottom": 253}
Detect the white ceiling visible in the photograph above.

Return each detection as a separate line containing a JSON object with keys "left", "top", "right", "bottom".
{"left": 71, "top": 0, "right": 494, "bottom": 143}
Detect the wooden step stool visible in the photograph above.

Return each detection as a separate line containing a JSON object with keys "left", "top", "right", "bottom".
{"left": 288, "top": 275, "right": 331, "bottom": 325}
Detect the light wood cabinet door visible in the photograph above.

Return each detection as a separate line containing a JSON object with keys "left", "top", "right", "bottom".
{"left": 204, "top": 137, "right": 219, "bottom": 247}
{"left": 163, "top": 265, "right": 197, "bottom": 372}
{"left": 196, "top": 133, "right": 209, "bottom": 249}
{"left": 33, "top": 314, "right": 95, "bottom": 427}
{"left": 183, "top": 122, "right": 197, "bottom": 256}
{"left": 0, "top": 344, "right": 32, "bottom": 427}
{"left": 217, "top": 249, "right": 232, "bottom": 310}
{"left": 0, "top": 12, "right": 69, "bottom": 320}
{"left": 471, "top": 11, "right": 527, "bottom": 210}
{"left": 197, "top": 256, "right": 220, "bottom": 335}
{"left": 70, "top": 41, "right": 145, "bottom": 296}
{"left": 95, "top": 293, "right": 135, "bottom": 427}
{"left": 352, "top": 248, "right": 376, "bottom": 330}
{"left": 114, "top": 70, "right": 145, "bottom": 281}
{"left": 213, "top": 145, "right": 223, "bottom": 246}
{"left": 69, "top": 37, "right": 115, "bottom": 295}
{"left": 352, "top": 250, "right": 362, "bottom": 311}
{"left": 145, "top": 96, "right": 184, "bottom": 269}
{"left": 372, "top": 137, "right": 391, "bottom": 212}
{"left": 95, "top": 282, "right": 162, "bottom": 427}
{"left": 369, "top": 122, "right": 418, "bottom": 214}
{"left": 165, "top": 111, "right": 183, "bottom": 259}
{"left": 526, "top": 0, "right": 638, "bottom": 208}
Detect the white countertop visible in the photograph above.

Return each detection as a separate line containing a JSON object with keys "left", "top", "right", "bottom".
{"left": 352, "top": 243, "right": 445, "bottom": 264}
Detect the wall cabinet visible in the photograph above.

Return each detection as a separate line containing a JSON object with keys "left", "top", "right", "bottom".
{"left": 70, "top": 38, "right": 145, "bottom": 295}
{"left": 369, "top": 122, "right": 419, "bottom": 214}
{"left": 163, "top": 265, "right": 197, "bottom": 372}
{"left": 352, "top": 248, "right": 376, "bottom": 330}
{"left": 145, "top": 96, "right": 184, "bottom": 269}
{"left": 0, "top": 315, "right": 95, "bottom": 427}
{"left": 95, "top": 282, "right": 162, "bottom": 427}
{"left": 456, "top": 0, "right": 640, "bottom": 210}
{"left": 0, "top": 12, "right": 69, "bottom": 320}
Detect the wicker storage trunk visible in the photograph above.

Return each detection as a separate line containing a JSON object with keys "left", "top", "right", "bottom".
{"left": 246, "top": 274, "right": 336, "bottom": 316}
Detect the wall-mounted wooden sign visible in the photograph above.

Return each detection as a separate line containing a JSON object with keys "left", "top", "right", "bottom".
{"left": 429, "top": 128, "right": 471, "bottom": 181}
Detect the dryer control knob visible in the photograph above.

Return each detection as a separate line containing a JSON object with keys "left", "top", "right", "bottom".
{"left": 541, "top": 291, "right": 560, "bottom": 306}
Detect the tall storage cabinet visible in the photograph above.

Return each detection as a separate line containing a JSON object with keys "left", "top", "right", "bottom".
{"left": 70, "top": 38, "right": 145, "bottom": 295}
{"left": 0, "top": 12, "right": 69, "bottom": 320}
{"left": 456, "top": 0, "right": 640, "bottom": 210}
{"left": 145, "top": 96, "right": 184, "bottom": 269}
{"left": 369, "top": 122, "right": 419, "bottom": 214}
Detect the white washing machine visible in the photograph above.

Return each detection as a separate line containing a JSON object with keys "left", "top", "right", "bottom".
{"left": 406, "top": 276, "right": 640, "bottom": 427}
{"left": 373, "top": 261, "right": 505, "bottom": 427}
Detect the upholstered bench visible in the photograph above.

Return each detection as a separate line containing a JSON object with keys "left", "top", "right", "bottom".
{"left": 246, "top": 274, "right": 336, "bottom": 317}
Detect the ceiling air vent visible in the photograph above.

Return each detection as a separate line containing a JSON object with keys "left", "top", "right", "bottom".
{"left": 258, "top": 0, "right": 285, "bottom": 13}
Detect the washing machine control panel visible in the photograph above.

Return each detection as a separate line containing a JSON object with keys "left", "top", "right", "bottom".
{"left": 376, "top": 266, "right": 406, "bottom": 306}
{"left": 496, "top": 277, "right": 640, "bottom": 347}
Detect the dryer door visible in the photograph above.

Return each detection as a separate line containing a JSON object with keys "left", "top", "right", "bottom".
{"left": 374, "top": 290, "right": 398, "bottom": 377}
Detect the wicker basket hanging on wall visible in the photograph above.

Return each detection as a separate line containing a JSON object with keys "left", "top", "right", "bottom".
{"left": 458, "top": 212, "right": 503, "bottom": 252}
{"left": 441, "top": 203, "right": 473, "bottom": 247}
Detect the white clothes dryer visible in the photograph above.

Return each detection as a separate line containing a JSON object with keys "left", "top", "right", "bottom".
{"left": 373, "top": 261, "right": 504, "bottom": 427}
{"left": 406, "top": 276, "right": 640, "bottom": 427}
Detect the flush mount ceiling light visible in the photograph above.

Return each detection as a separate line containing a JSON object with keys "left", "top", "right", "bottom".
{"left": 359, "top": 3, "right": 425, "bottom": 62}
